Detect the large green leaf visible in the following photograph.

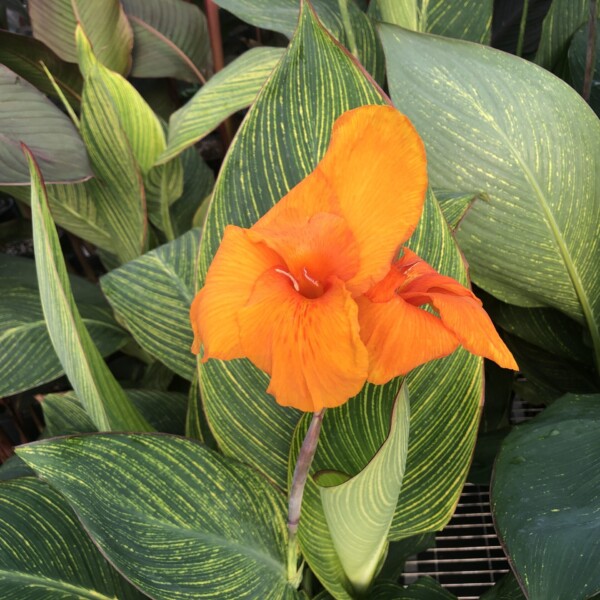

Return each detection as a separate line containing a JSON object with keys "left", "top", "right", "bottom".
{"left": 380, "top": 25, "right": 600, "bottom": 374}
{"left": 25, "top": 148, "right": 152, "bottom": 432}
{"left": 317, "top": 385, "right": 409, "bottom": 591}
{"left": 0, "top": 30, "right": 82, "bottom": 107}
{"left": 159, "top": 47, "right": 285, "bottom": 163}
{"left": 122, "top": 0, "right": 210, "bottom": 83}
{"left": 369, "top": 0, "right": 492, "bottom": 44}
{"left": 288, "top": 191, "right": 482, "bottom": 597}
{"left": 480, "top": 573, "right": 526, "bottom": 600}
{"left": 314, "top": 576, "right": 457, "bottom": 599}
{"left": 76, "top": 27, "right": 150, "bottom": 263}
{"left": 0, "top": 254, "right": 128, "bottom": 397}
{"left": 17, "top": 434, "right": 300, "bottom": 600}
{"left": 0, "top": 65, "right": 91, "bottom": 185}
{"left": 535, "top": 0, "right": 587, "bottom": 71}
{"left": 0, "top": 477, "right": 145, "bottom": 599}
{"left": 101, "top": 228, "right": 200, "bottom": 381}
{"left": 211, "top": 0, "right": 384, "bottom": 82}
{"left": 198, "top": 0, "right": 386, "bottom": 492}
{"left": 492, "top": 393, "right": 600, "bottom": 600}
{"left": 28, "top": 0, "right": 133, "bottom": 74}
{"left": 43, "top": 390, "right": 188, "bottom": 436}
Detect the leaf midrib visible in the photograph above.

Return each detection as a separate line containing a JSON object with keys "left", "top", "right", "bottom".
{"left": 489, "top": 121, "right": 600, "bottom": 373}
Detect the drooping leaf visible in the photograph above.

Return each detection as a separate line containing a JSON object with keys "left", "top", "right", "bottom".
{"left": 76, "top": 27, "right": 149, "bottom": 263}
{"left": 0, "top": 254, "right": 128, "bottom": 397}
{"left": 0, "top": 455, "right": 33, "bottom": 481}
{"left": 28, "top": 0, "right": 133, "bottom": 74}
{"left": 316, "top": 384, "right": 410, "bottom": 590}
{"left": 568, "top": 20, "right": 600, "bottom": 115}
{"left": 159, "top": 47, "right": 285, "bottom": 163}
{"left": 0, "top": 65, "right": 91, "bottom": 185}
{"left": 0, "top": 30, "right": 82, "bottom": 106}
{"left": 101, "top": 229, "right": 200, "bottom": 381}
{"left": 211, "top": 0, "right": 384, "bottom": 82}
{"left": 122, "top": 0, "right": 211, "bottom": 83}
{"left": 17, "top": 434, "right": 300, "bottom": 600}
{"left": 380, "top": 24, "right": 600, "bottom": 375}
{"left": 198, "top": 0, "right": 386, "bottom": 493}
{"left": 43, "top": 390, "right": 188, "bottom": 436}
{"left": 0, "top": 477, "right": 146, "bottom": 599}
{"left": 492, "top": 393, "right": 600, "bottom": 600}
{"left": 25, "top": 147, "right": 152, "bottom": 432}
{"left": 535, "top": 0, "right": 587, "bottom": 71}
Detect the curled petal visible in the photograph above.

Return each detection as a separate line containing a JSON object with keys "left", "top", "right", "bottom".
{"left": 238, "top": 271, "right": 369, "bottom": 411}
{"left": 318, "top": 105, "right": 428, "bottom": 294}
{"left": 190, "top": 225, "right": 284, "bottom": 360}
{"left": 357, "top": 294, "right": 459, "bottom": 385}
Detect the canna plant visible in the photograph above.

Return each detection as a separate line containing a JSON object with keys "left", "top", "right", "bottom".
{"left": 0, "top": 1, "right": 599, "bottom": 599}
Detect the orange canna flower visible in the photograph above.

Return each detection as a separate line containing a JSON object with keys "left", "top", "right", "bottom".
{"left": 190, "top": 105, "right": 517, "bottom": 412}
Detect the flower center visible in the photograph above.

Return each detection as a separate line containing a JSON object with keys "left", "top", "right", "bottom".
{"left": 275, "top": 267, "right": 325, "bottom": 299}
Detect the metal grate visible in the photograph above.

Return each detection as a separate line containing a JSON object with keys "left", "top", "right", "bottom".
{"left": 399, "top": 399, "right": 544, "bottom": 598}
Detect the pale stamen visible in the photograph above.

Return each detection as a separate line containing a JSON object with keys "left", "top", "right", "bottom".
{"left": 275, "top": 268, "right": 300, "bottom": 292}
{"left": 303, "top": 267, "right": 319, "bottom": 288}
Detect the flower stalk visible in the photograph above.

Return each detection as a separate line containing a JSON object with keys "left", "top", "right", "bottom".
{"left": 287, "top": 409, "right": 326, "bottom": 584}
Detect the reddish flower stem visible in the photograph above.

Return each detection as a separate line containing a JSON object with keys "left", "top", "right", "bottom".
{"left": 287, "top": 409, "right": 325, "bottom": 583}
{"left": 583, "top": 0, "right": 598, "bottom": 102}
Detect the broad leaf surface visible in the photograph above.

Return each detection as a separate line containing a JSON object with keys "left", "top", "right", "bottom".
{"left": 314, "top": 576, "right": 457, "bottom": 599}
{"left": 18, "top": 434, "right": 299, "bottom": 600}
{"left": 0, "top": 477, "right": 145, "bottom": 599}
{"left": 26, "top": 149, "right": 152, "bottom": 432}
{"left": 160, "top": 47, "right": 285, "bottom": 163}
{"left": 0, "top": 65, "right": 91, "bottom": 185}
{"left": 0, "top": 30, "right": 82, "bottom": 107}
{"left": 535, "top": 0, "right": 587, "bottom": 71}
{"left": 435, "top": 191, "right": 480, "bottom": 230}
{"left": 101, "top": 229, "right": 200, "bottom": 381}
{"left": 43, "top": 390, "right": 188, "bottom": 436}
{"left": 0, "top": 254, "right": 128, "bottom": 397}
{"left": 211, "top": 0, "right": 384, "bottom": 82}
{"left": 316, "top": 385, "right": 410, "bottom": 589}
{"left": 492, "top": 393, "right": 600, "bottom": 600}
{"left": 198, "top": 1, "right": 385, "bottom": 492}
{"left": 380, "top": 25, "right": 600, "bottom": 373}
{"left": 122, "top": 0, "right": 210, "bottom": 82}
{"left": 28, "top": 0, "right": 133, "bottom": 74}
{"left": 480, "top": 573, "right": 526, "bottom": 600}
{"left": 289, "top": 191, "right": 482, "bottom": 597}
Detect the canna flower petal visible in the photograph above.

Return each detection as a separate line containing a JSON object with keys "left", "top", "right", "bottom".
{"left": 252, "top": 105, "right": 428, "bottom": 296}
{"left": 358, "top": 248, "right": 518, "bottom": 384}
{"left": 237, "top": 269, "right": 369, "bottom": 412}
{"left": 190, "top": 225, "right": 284, "bottom": 360}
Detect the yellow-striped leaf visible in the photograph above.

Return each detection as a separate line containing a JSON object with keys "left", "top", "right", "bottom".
{"left": 0, "top": 65, "right": 91, "bottom": 185}
{"left": 289, "top": 191, "right": 482, "bottom": 598}
{"left": 198, "top": 1, "right": 386, "bottom": 492}
{"left": 0, "top": 477, "right": 146, "bottom": 599}
{"left": 317, "top": 384, "right": 410, "bottom": 591}
{"left": 211, "top": 0, "right": 384, "bottom": 82}
{"left": 28, "top": 0, "right": 133, "bottom": 75}
{"left": 101, "top": 228, "right": 200, "bottom": 380}
{"left": 534, "top": 0, "right": 587, "bottom": 71}
{"left": 159, "top": 47, "right": 285, "bottom": 163}
{"left": 25, "top": 147, "right": 153, "bottom": 432}
{"left": 0, "top": 254, "right": 128, "bottom": 397}
{"left": 17, "top": 434, "right": 301, "bottom": 600}
{"left": 381, "top": 25, "right": 600, "bottom": 375}
{"left": 123, "top": 0, "right": 211, "bottom": 83}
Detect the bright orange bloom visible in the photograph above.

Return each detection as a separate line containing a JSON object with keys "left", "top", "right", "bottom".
{"left": 190, "top": 105, "right": 517, "bottom": 412}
